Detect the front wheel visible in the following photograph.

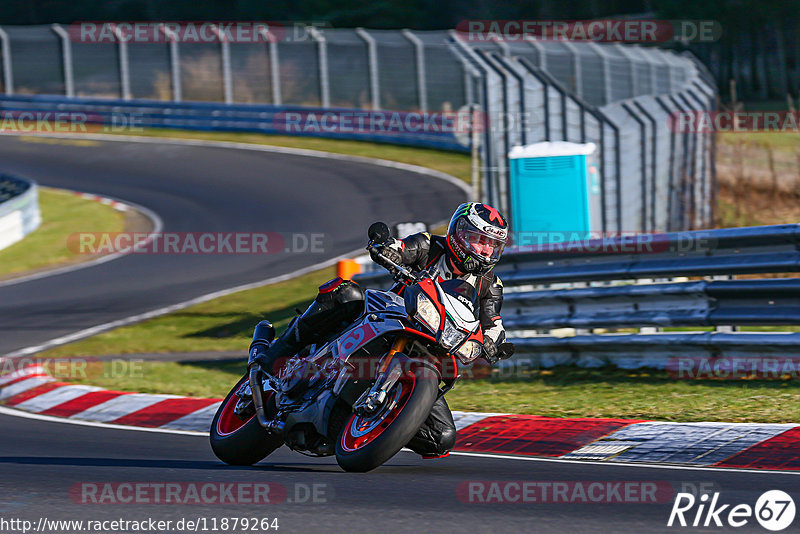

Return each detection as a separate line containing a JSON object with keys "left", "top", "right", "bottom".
{"left": 335, "top": 360, "right": 438, "bottom": 472}
{"left": 210, "top": 374, "right": 283, "bottom": 466}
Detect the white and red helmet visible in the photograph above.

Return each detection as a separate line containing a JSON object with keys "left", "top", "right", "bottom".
{"left": 446, "top": 202, "right": 508, "bottom": 273}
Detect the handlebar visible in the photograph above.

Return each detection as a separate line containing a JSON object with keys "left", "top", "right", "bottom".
{"left": 366, "top": 241, "right": 420, "bottom": 285}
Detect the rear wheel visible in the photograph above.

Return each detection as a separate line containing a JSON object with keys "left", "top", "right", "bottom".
{"left": 335, "top": 360, "right": 438, "bottom": 472}
{"left": 210, "top": 375, "right": 283, "bottom": 466}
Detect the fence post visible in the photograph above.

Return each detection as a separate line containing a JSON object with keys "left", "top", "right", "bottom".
{"left": 402, "top": 29, "right": 428, "bottom": 112}
{"left": 159, "top": 25, "right": 181, "bottom": 102}
{"left": 524, "top": 37, "right": 547, "bottom": 70}
{"left": 309, "top": 27, "right": 330, "bottom": 108}
{"left": 257, "top": 27, "right": 281, "bottom": 106}
{"left": 0, "top": 27, "right": 13, "bottom": 94}
{"left": 211, "top": 25, "right": 233, "bottom": 104}
{"left": 50, "top": 24, "right": 74, "bottom": 97}
{"left": 356, "top": 28, "right": 380, "bottom": 110}
{"left": 111, "top": 24, "right": 131, "bottom": 100}
{"left": 560, "top": 41, "right": 583, "bottom": 99}
{"left": 586, "top": 42, "right": 611, "bottom": 105}
{"left": 613, "top": 43, "right": 638, "bottom": 97}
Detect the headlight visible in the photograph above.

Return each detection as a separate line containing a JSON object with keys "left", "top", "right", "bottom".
{"left": 441, "top": 319, "right": 468, "bottom": 349}
{"left": 415, "top": 293, "right": 441, "bottom": 332}
{"left": 455, "top": 340, "right": 483, "bottom": 364}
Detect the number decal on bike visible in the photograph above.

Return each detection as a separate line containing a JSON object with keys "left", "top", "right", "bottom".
{"left": 338, "top": 324, "right": 378, "bottom": 356}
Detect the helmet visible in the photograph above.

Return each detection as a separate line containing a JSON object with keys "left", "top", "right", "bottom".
{"left": 445, "top": 202, "right": 508, "bottom": 274}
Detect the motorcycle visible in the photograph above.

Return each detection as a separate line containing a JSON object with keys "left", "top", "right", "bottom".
{"left": 210, "top": 222, "right": 485, "bottom": 472}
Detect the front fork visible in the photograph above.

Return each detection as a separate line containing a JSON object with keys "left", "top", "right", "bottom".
{"left": 352, "top": 336, "right": 411, "bottom": 416}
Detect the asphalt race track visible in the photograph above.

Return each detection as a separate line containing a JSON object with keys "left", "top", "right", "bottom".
{"left": 0, "top": 135, "right": 465, "bottom": 355}
{"left": 1, "top": 134, "right": 798, "bottom": 534}
{"left": 1, "top": 411, "right": 798, "bottom": 533}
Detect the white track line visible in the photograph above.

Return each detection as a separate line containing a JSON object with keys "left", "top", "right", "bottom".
{"left": 2, "top": 247, "right": 366, "bottom": 359}
{"left": 0, "top": 131, "right": 471, "bottom": 196}
{"left": 0, "top": 190, "right": 163, "bottom": 289}
{"left": 0, "top": 405, "right": 796, "bottom": 476}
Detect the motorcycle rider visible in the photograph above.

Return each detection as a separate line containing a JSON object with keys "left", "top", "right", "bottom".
{"left": 250, "top": 202, "right": 515, "bottom": 459}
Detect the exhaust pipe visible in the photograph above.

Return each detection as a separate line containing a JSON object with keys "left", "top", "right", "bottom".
{"left": 248, "top": 320, "right": 276, "bottom": 429}
{"left": 249, "top": 366, "right": 270, "bottom": 429}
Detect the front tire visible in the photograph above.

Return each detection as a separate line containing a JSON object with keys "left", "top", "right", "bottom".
{"left": 210, "top": 375, "right": 283, "bottom": 466}
{"left": 335, "top": 360, "right": 438, "bottom": 472}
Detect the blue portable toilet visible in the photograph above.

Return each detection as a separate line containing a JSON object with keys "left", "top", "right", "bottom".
{"left": 508, "top": 142, "right": 601, "bottom": 246}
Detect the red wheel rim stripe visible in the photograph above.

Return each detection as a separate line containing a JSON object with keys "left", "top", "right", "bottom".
{"left": 340, "top": 373, "right": 417, "bottom": 452}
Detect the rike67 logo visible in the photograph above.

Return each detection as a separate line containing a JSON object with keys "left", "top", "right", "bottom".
{"left": 668, "top": 490, "right": 795, "bottom": 531}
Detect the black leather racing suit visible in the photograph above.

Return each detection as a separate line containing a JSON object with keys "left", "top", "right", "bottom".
{"left": 381, "top": 232, "right": 507, "bottom": 457}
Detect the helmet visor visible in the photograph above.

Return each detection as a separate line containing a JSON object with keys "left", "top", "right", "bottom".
{"left": 455, "top": 218, "right": 506, "bottom": 264}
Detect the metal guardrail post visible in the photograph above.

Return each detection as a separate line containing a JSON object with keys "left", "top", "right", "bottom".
{"left": 309, "top": 27, "right": 330, "bottom": 108}
{"left": 356, "top": 28, "right": 380, "bottom": 110}
{"left": 257, "top": 27, "right": 281, "bottom": 106}
{"left": 159, "top": 25, "right": 181, "bottom": 102}
{"left": 111, "top": 24, "right": 131, "bottom": 100}
{"left": 402, "top": 30, "right": 427, "bottom": 112}
{"left": 211, "top": 25, "right": 233, "bottom": 104}
{"left": 0, "top": 27, "right": 13, "bottom": 94}
{"left": 50, "top": 24, "right": 74, "bottom": 97}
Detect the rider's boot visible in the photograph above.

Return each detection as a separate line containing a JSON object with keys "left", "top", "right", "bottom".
{"left": 406, "top": 396, "right": 457, "bottom": 459}
{"left": 249, "top": 277, "right": 366, "bottom": 378}
{"left": 249, "top": 317, "right": 303, "bottom": 377}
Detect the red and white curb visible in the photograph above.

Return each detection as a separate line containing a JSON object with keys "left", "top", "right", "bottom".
{"left": 72, "top": 191, "right": 130, "bottom": 212}
{"left": 3, "top": 363, "right": 800, "bottom": 470}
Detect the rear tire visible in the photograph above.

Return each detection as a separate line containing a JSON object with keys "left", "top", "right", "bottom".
{"left": 210, "top": 375, "right": 283, "bottom": 466}
{"left": 335, "top": 360, "right": 438, "bottom": 472}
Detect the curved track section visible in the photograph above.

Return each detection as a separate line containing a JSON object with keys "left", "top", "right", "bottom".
{"left": 1, "top": 411, "right": 799, "bottom": 533}
{"left": 0, "top": 135, "right": 466, "bottom": 355}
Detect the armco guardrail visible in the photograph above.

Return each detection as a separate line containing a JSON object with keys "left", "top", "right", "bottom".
{"left": 503, "top": 332, "right": 800, "bottom": 370}
{"left": 0, "top": 174, "right": 41, "bottom": 251}
{"left": 352, "top": 224, "right": 800, "bottom": 368}
{"left": 502, "top": 278, "right": 800, "bottom": 330}
{"left": 0, "top": 94, "right": 467, "bottom": 152}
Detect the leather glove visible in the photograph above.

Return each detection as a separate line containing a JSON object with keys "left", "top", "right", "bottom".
{"left": 484, "top": 338, "right": 515, "bottom": 365}
{"left": 369, "top": 242, "right": 402, "bottom": 267}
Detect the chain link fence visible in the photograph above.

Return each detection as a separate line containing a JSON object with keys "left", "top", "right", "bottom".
{"left": 0, "top": 24, "right": 715, "bottom": 232}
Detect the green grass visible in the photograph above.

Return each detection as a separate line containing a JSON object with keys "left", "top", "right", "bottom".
{"left": 110, "top": 128, "right": 472, "bottom": 183}
{"left": 40, "top": 266, "right": 337, "bottom": 357}
{"left": 0, "top": 187, "right": 125, "bottom": 278}
{"left": 58, "top": 360, "right": 800, "bottom": 423}
{"left": 717, "top": 130, "right": 800, "bottom": 153}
